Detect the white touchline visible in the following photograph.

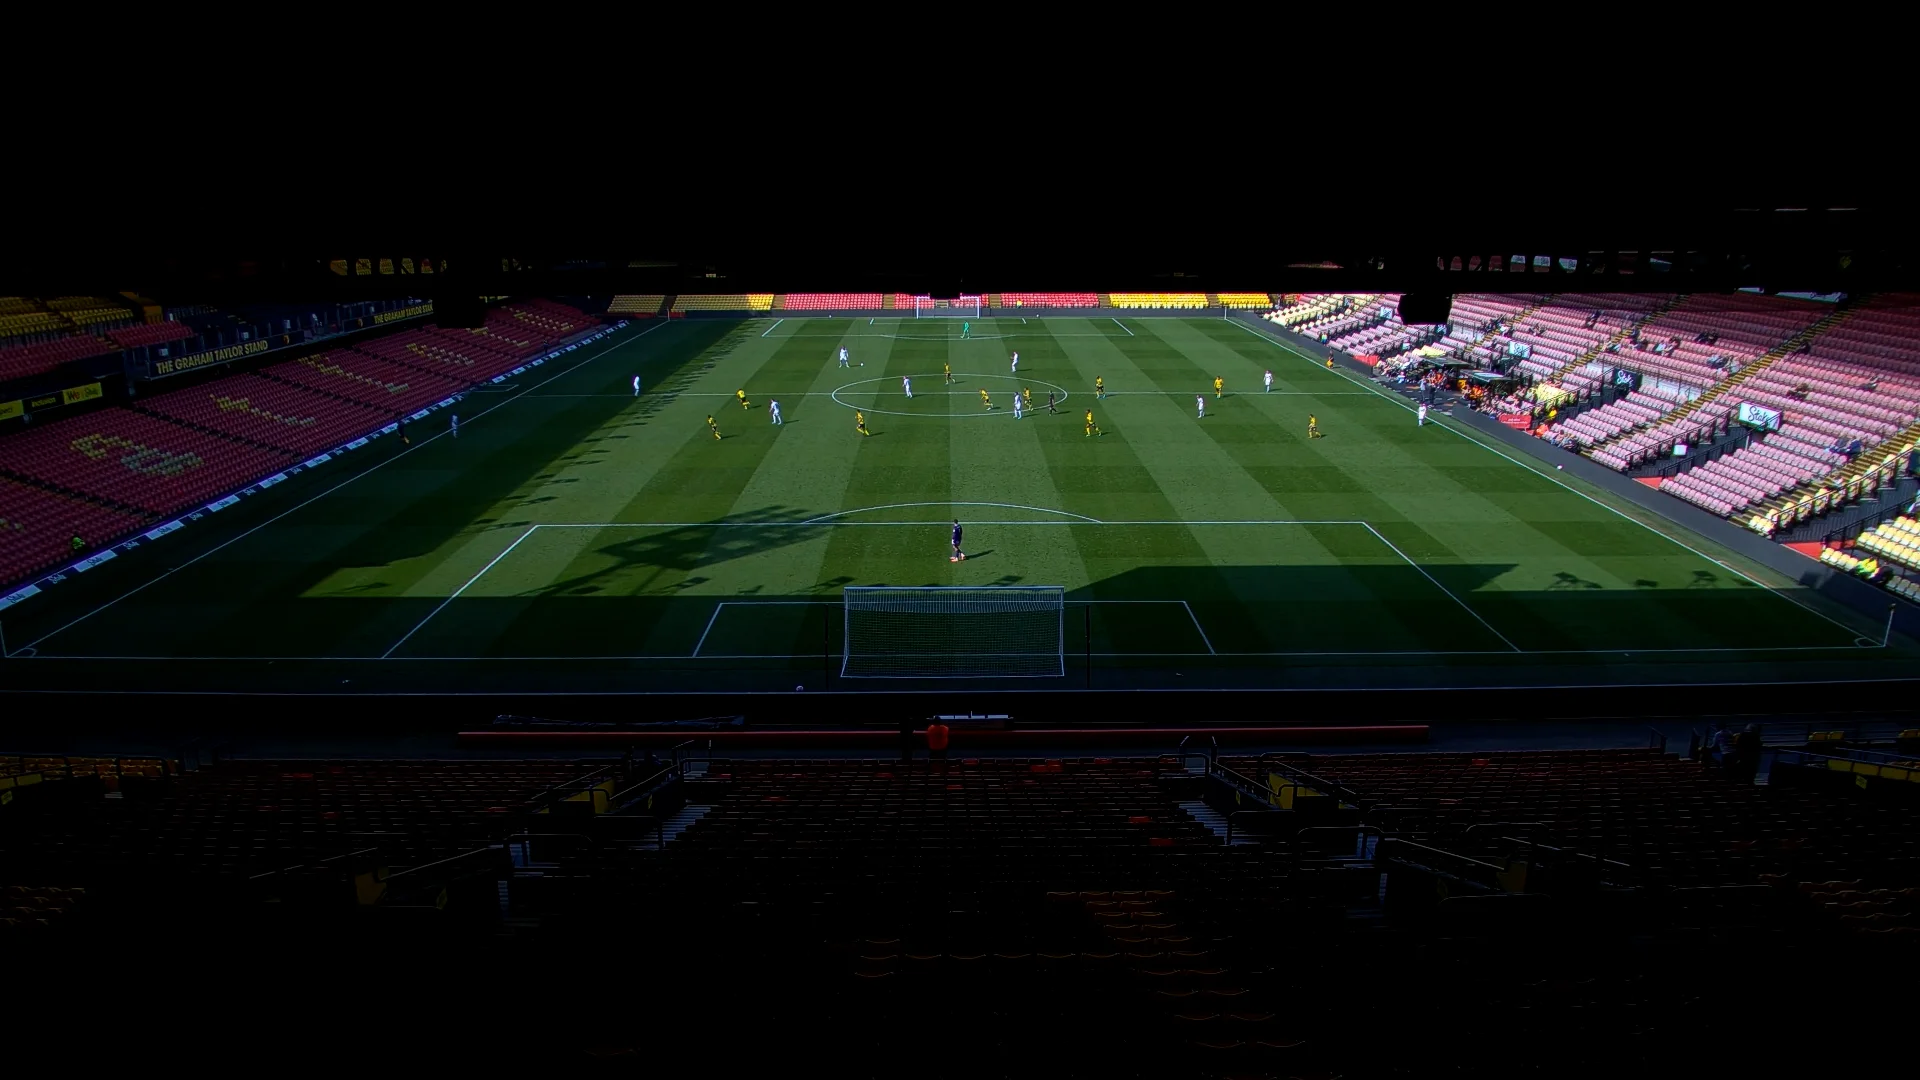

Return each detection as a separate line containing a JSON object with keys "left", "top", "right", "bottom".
{"left": 17, "top": 641, "right": 1884, "bottom": 662}
{"left": 1179, "top": 600, "right": 1217, "bottom": 655}
{"left": 20, "top": 322, "right": 667, "bottom": 654}
{"left": 1362, "top": 522, "right": 1523, "bottom": 653}
{"left": 760, "top": 318, "right": 784, "bottom": 337}
{"left": 381, "top": 525, "right": 540, "bottom": 658}
{"left": 618, "top": 391, "right": 1375, "bottom": 399}
{"left": 21, "top": 675, "right": 1920, "bottom": 697}
{"left": 533, "top": 519, "right": 1365, "bottom": 529}
{"left": 1225, "top": 317, "right": 1868, "bottom": 640}
{"left": 690, "top": 603, "right": 726, "bottom": 658}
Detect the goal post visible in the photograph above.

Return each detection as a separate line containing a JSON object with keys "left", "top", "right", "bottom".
{"left": 842, "top": 585, "right": 1065, "bottom": 678}
{"left": 913, "top": 296, "right": 983, "bottom": 319}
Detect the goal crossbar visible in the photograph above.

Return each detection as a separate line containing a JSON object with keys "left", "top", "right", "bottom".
{"left": 913, "top": 296, "right": 983, "bottom": 319}
{"left": 841, "top": 585, "right": 1064, "bottom": 678}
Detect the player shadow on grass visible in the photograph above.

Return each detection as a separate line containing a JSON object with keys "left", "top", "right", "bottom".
{"left": 524, "top": 506, "right": 844, "bottom": 598}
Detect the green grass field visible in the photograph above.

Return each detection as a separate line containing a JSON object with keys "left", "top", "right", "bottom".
{"left": 4, "top": 314, "right": 1908, "bottom": 694}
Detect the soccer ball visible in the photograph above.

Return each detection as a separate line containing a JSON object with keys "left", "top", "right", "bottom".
{"left": 1557, "top": 465, "right": 1564, "bottom": 470}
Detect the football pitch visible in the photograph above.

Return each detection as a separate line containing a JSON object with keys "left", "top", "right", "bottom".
{"left": 3, "top": 314, "right": 1910, "bottom": 695}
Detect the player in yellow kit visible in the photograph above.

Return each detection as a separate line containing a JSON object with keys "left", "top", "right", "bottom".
{"left": 1308, "top": 413, "right": 1323, "bottom": 438}
{"left": 1095, "top": 376, "right": 1105, "bottom": 399}
{"left": 1084, "top": 408, "right": 1102, "bottom": 438}
{"left": 980, "top": 388, "right": 993, "bottom": 410}
{"left": 736, "top": 388, "right": 750, "bottom": 410}
{"left": 856, "top": 411, "right": 871, "bottom": 436}
{"left": 707, "top": 415, "right": 721, "bottom": 440}
{"left": 1213, "top": 376, "right": 1224, "bottom": 399}
{"left": 944, "top": 362, "right": 953, "bottom": 384}
{"left": 1022, "top": 387, "right": 1032, "bottom": 411}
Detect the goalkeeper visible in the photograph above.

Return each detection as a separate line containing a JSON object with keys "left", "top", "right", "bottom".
{"left": 950, "top": 520, "right": 966, "bottom": 562}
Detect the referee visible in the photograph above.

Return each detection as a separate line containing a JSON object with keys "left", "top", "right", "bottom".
{"left": 950, "top": 520, "right": 965, "bottom": 563}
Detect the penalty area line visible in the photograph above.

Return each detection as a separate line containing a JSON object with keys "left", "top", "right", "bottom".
{"left": 690, "top": 603, "right": 726, "bottom": 658}
{"left": 382, "top": 525, "right": 539, "bottom": 659}
{"left": 1179, "top": 600, "right": 1217, "bottom": 655}
{"left": 1361, "top": 522, "right": 1522, "bottom": 654}
{"left": 1113, "top": 317, "right": 1134, "bottom": 336}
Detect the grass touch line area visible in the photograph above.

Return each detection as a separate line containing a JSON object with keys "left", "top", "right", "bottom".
{"left": 10, "top": 322, "right": 671, "bottom": 657}
{"left": 0, "top": 315, "right": 1908, "bottom": 695}
{"left": 1221, "top": 316, "right": 1877, "bottom": 642}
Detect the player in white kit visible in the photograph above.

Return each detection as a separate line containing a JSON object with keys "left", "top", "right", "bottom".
{"left": 1013, "top": 393, "right": 1023, "bottom": 419}
{"left": 633, "top": 374, "right": 641, "bottom": 396}
{"left": 838, "top": 347, "right": 850, "bottom": 368}
{"left": 1264, "top": 369, "right": 1273, "bottom": 392}
{"left": 450, "top": 413, "right": 459, "bottom": 438}
{"left": 1010, "top": 351, "right": 1019, "bottom": 375}
{"left": 1196, "top": 395, "right": 1205, "bottom": 419}
{"left": 770, "top": 400, "right": 782, "bottom": 424}
{"left": 903, "top": 377, "right": 912, "bottom": 398}
{"left": 1417, "top": 403, "right": 1428, "bottom": 426}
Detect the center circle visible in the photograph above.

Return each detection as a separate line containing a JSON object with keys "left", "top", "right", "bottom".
{"left": 830, "top": 374, "right": 1071, "bottom": 418}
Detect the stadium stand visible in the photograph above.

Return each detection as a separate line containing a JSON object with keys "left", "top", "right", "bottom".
{"left": 780, "top": 294, "right": 883, "bottom": 310}
{"left": 105, "top": 320, "right": 196, "bottom": 351}
{"left": 270, "top": 349, "right": 466, "bottom": 414}
{"left": 498, "top": 299, "right": 593, "bottom": 338}
{"left": 0, "top": 410, "right": 296, "bottom": 515}
{"left": 998, "top": 293, "right": 1101, "bottom": 308}
{"left": 0, "top": 302, "right": 597, "bottom": 585}
{"left": 0, "top": 334, "right": 118, "bottom": 382}
{"left": 1858, "top": 515, "right": 1920, "bottom": 571}
{"left": 1213, "top": 292, "right": 1273, "bottom": 309}
{"left": 1543, "top": 386, "right": 1689, "bottom": 447}
{"left": 1217, "top": 747, "right": 1917, "bottom": 893}
{"left": 670, "top": 294, "right": 775, "bottom": 312}
{"left": 0, "top": 478, "right": 151, "bottom": 586}
{"left": 1110, "top": 292, "right": 1209, "bottom": 309}
{"left": 43, "top": 296, "right": 135, "bottom": 329}
{"left": 606, "top": 295, "right": 665, "bottom": 316}
{"left": 138, "top": 375, "right": 393, "bottom": 457}
{"left": 4, "top": 743, "right": 1910, "bottom": 1070}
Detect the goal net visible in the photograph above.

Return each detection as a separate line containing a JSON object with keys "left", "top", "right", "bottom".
{"left": 842, "top": 585, "right": 1065, "bottom": 678}
{"left": 913, "top": 296, "right": 983, "bottom": 319}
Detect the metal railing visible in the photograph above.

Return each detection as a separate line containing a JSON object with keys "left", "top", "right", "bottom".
{"left": 1254, "top": 756, "right": 1368, "bottom": 809}
{"left": 382, "top": 845, "right": 505, "bottom": 899}
{"left": 1376, "top": 836, "right": 1506, "bottom": 884}
{"left": 1209, "top": 761, "right": 1281, "bottom": 808}
{"left": 522, "top": 763, "right": 623, "bottom": 817}
{"left": 1294, "top": 823, "right": 1386, "bottom": 858}
{"left": 1224, "top": 810, "right": 1282, "bottom": 847}
{"left": 1178, "top": 734, "right": 1217, "bottom": 773}
{"left": 1651, "top": 428, "right": 1751, "bottom": 479}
